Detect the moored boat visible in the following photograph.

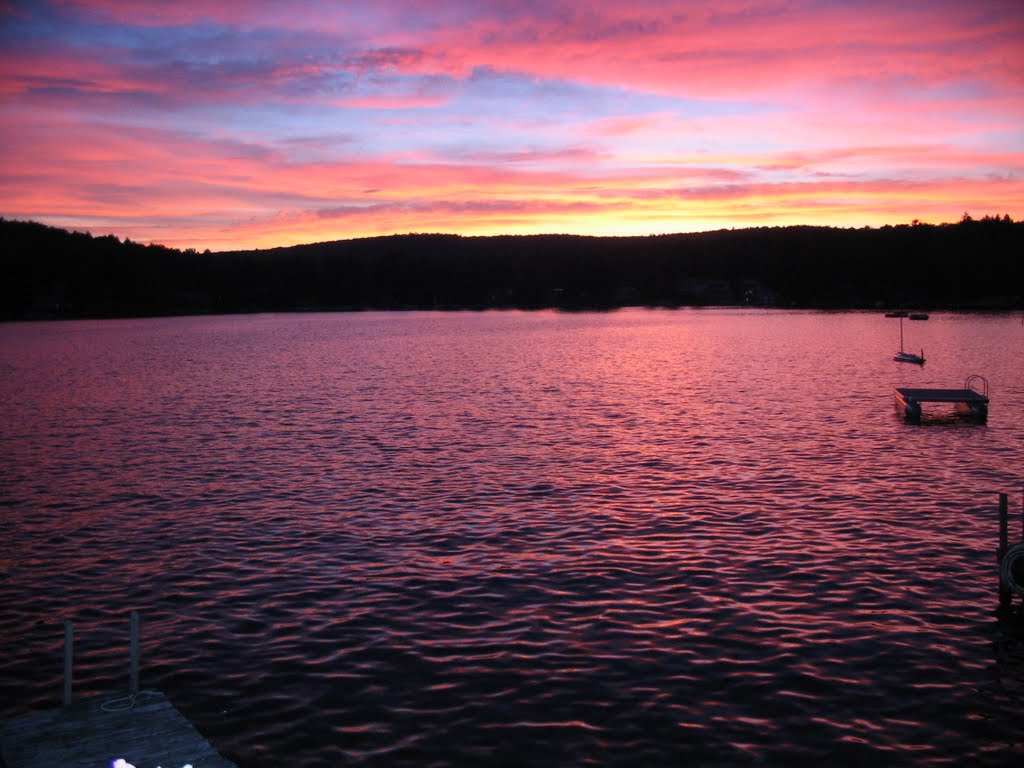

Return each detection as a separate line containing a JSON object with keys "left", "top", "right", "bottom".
{"left": 894, "top": 350, "right": 925, "bottom": 365}
{"left": 893, "top": 315, "right": 924, "bottom": 364}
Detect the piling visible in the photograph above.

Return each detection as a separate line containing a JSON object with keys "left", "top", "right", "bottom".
{"left": 129, "top": 610, "right": 139, "bottom": 695}
{"left": 62, "top": 621, "right": 73, "bottom": 708}
{"left": 999, "top": 493, "right": 1011, "bottom": 611}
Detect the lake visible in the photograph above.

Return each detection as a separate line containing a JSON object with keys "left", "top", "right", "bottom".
{"left": 1, "top": 309, "right": 1022, "bottom": 767}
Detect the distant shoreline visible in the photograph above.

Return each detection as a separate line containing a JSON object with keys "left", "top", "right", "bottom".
{"left": 3, "top": 217, "right": 1022, "bottom": 321}
{"left": 7, "top": 306, "right": 1024, "bottom": 327}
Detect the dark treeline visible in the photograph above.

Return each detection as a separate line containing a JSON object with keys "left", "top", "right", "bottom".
{"left": 2, "top": 215, "right": 1022, "bottom": 320}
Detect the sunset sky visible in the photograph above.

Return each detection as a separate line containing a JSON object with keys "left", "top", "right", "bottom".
{"left": 1, "top": 0, "right": 1022, "bottom": 251}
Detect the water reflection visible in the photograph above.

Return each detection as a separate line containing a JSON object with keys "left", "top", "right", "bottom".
{"left": 1, "top": 310, "right": 1022, "bottom": 767}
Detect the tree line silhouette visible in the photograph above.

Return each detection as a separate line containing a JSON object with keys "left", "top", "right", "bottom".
{"left": 2, "top": 215, "right": 1021, "bottom": 320}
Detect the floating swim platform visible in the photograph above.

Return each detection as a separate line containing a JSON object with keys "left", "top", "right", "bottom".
{"left": 895, "top": 375, "right": 989, "bottom": 422}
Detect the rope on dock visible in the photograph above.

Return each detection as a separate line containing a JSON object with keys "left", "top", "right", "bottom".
{"left": 1001, "top": 542, "right": 1024, "bottom": 597}
{"left": 100, "top": 689, "right": 164, "bottom": 713}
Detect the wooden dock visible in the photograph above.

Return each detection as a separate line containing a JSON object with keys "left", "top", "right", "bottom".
{"left": 894, "top": 374, "right": 989, "bottom": 422}
{"left": 0, "top": 690, "right": 237, "bottom": 768}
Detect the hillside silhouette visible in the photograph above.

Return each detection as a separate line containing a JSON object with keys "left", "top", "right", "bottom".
{"left": 2, "top": 216, "right": 1021, "bottom": 320}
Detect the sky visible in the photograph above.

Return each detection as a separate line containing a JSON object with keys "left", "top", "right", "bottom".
{"left": 1, "top": 0, "right": 1022, "bottom": 251}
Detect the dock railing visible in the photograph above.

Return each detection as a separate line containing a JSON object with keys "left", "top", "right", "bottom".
{"left": 63, "top": 609, "right": 141, "bottom": 707}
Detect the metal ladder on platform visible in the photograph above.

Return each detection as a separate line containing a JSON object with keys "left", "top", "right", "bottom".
{"left": 965, "top": 374, "right": 989, "bottom": 397}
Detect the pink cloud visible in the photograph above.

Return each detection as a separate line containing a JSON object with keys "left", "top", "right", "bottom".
{"left": 0, "top": 49, "right": 153, "bottom": 96}
{"left": 16, "top": 2, "right": 1024, "bottom": 111}
{"left": 49, "top": 0, "right": 275, "bottom": 26}
{"left": 46, "top": 2, "right": 1023, "bottom": 97}
{"left": 4, "top": 97, "right": 1021, "bottom": 251}
{"left": 400, "top": 1, "right": 1024, "bottom": 100}
{"left": 2, "top": 1, "right": 1022, "bottom": 250}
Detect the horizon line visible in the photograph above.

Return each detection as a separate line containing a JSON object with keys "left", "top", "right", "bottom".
{"left": 4, "top": 213, "right": 1017, "bottom": 255}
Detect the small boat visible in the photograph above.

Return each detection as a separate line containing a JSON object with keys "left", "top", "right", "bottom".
{"left": 909, "top": 312, "right": 929, "bottom": 320}
{"left": 885, "top": 311, "right": 908, "bottom": 318}
{"left": 894, "top": 350, "right": 925, "bottom": 365}
{"left": 893, "top": 316, "right": 924, "bottom": 364}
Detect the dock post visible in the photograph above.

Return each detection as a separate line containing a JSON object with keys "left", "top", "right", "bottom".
{"left": 63, "top": 620, "right": 73, "bottom": 707}
{"left": 129, "top": 610, "right": 139, "bottom": 695}
{"left": 999, "top": 493, "right": 1011, "bottom": 611}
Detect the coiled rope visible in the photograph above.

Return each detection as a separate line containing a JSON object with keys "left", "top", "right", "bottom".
{"left": 1001, "top": 542, "right": 1024, "bottom": 597}
{"left": 100, "top": 688, "right": 163, "bottom": 712}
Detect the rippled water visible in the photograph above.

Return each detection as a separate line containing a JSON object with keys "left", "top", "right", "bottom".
{"left": 1, "top": 309, "right": 1023, "bottom": 767}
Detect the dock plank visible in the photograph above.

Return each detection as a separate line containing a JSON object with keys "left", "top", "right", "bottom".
{"left": 0, "top": 691, "right": 236, "bottom": 768}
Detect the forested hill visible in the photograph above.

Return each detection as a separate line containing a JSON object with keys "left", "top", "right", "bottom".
{"left": 2, "top": 216, "right": 1021, "bottom": 320}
